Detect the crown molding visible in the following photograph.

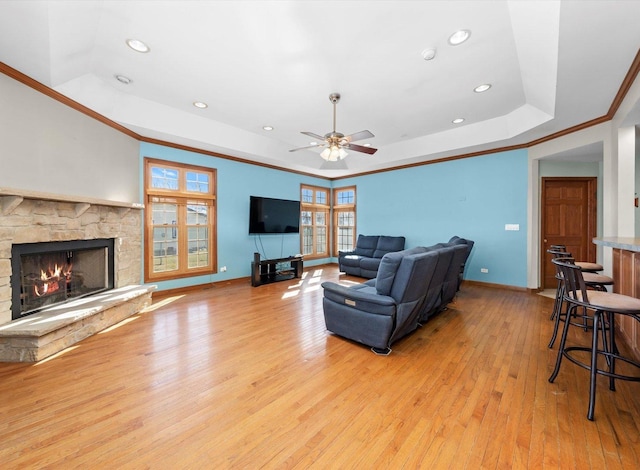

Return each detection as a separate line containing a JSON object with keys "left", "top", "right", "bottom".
{"left": 2, "top": 48, "right": 640, "bottom": 182}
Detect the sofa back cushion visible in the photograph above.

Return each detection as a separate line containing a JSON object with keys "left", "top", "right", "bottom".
{"left": 354, "top": 235, "right": 379, "bottom": 257}
{"left": 373, "top": 236, "right": 406, "bottom": 258}
{"left": 418, "top": 246, "right": 454, "bottom": 320}
{"left": 389, "top": 251, "right": 439, "bottom": 304}
{"left": 375, "top": 250, "right": 405, "bottom": 296}
{"left": 446, "top": 235, "right": 474, "bottom": 265}
{"left": 374, "top": 247, "right": 426, "bottom": 296}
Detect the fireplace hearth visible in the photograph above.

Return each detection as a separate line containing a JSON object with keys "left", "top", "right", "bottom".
{"left": 11, "top": 239, "right": 115, "bottom": 320}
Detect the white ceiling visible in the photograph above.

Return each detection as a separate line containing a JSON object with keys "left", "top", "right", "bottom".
{"left": 1, "top": 0, "right": 639, "bottom": 177}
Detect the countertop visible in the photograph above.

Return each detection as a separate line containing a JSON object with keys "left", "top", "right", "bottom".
{"left": 593, "top": 237, "right": 640, "bottom": 252}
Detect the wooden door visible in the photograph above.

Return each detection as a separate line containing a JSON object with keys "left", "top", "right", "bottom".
{"left": 541, "top": 177, "right": 597, "bottom": 289}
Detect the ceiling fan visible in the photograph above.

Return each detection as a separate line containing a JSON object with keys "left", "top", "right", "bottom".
{"left": 289, "top": 93, "right": 377, "bottom": 161}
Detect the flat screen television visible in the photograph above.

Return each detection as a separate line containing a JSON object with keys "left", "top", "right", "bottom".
{"left": 249, "top": 196, "right": 300, "bottom": 234}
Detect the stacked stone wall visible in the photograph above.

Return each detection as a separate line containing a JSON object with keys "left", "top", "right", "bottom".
{"left": 0, "top": 199, "right": 142, "bottom": 325}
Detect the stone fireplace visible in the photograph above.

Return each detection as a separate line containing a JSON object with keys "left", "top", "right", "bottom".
{"left": 11, "top": 238, "right": 116, "bottom": 320}
{"left": 0, "top": 188, "right": 143, "bottom": 326}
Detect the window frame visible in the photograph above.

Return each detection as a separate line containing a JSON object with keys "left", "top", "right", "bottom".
{"left": 333, "top": 185, "right": 357, "bottom": 255}
{"left": 144, "top": 158, "right": 217, "bottom": 282}
{"left": 300, "top": 184, "right": 330, "bottom": 260}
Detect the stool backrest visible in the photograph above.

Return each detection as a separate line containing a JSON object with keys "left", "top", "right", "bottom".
{"left": 550, "top": 255, "right": 573, "bottom": 280}
{"left": 551, "top": 257, "right": 590, "bottom": 305}
{"left": 548, "top": 248, "right": 571, "bottom": 258}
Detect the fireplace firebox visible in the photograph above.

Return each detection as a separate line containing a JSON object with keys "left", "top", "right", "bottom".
{"left": 11, "top": 239, "right": 115, "bottom": 320}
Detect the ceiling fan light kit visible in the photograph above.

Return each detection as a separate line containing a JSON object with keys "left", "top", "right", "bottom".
{"left": 320, "top": 146, "right": 348, "bottom": 161}
{"left": 290, "top": 92, "right": 378, "bottom": 160}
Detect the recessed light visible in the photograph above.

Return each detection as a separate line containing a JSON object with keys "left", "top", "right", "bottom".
{"left": 262, "top": 126, "right": 274, "bottom": 131}
{"left": 126, "top": 38, "right": 150, "bottom": 53}
{"left": 474, "top": 84, "right": 492, "bottom": 93}
{"left": 309, "top": 141, "right": 317, "bottom": 146}
{"left": 193, "top": 101, "right": 208, "bottom": 109}
{"left": 114, "top": 74, "right": 132, "bottom": 85}
{"left": 448, "top": 30, "right": 471, "bottom": 46}
{"left": 421, "top": 48, "right": 436, "bottom": 61}
{"left": 452, "top": 118, "right": 465, "bottom": 124}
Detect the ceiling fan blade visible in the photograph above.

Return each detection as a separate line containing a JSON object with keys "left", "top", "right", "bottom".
{"left": 301, "top": 131, "right": 327, "bottom": 141}
{"left": 289, "top": 143, "right": 325, "bottom": 152}
{"left": 344, "top": 130, "right": 374, "bottom": 142}
{"left": 346, "top": 143, "right": 378, "bottom": 155}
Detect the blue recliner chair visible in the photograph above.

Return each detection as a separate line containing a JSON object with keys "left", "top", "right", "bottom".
{"left": 441, "top": 244, "right": 470, "bottom": 304}
{"left": 321, "top": 248, "right": 439, "bottom": 355}
{"left": 416, "top": 245, "right": 456, "bottom": 323}
{"left": 447, "top": 236, "right": 475, "bottom": 291}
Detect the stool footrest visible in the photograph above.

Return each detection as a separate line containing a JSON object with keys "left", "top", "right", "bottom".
{"left": 564, "top": 346, "right": 640, "bottom": 382}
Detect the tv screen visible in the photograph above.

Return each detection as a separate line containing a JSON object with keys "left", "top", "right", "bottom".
{"left": 249, "top": 196, "right": 300, "bottom": 234}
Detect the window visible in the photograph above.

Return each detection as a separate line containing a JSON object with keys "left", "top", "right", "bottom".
{"left": 145, "top": 158, "right": 216, "bottom": 282}
{"left": 334, "top": 186, "right": 356, "bottom": 254}
{"left": 300, "top": 185, "right": 330, "bottom": 259}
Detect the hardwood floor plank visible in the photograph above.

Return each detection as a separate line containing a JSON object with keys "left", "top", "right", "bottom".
{"left": 1, "top": 266, "right": 640, "bottom": 468}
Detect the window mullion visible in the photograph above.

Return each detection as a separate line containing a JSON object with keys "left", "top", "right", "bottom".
{"left": 177, "top": 203, "right": 186, "bottom": 274}
{"left": 312, "top": 211, "right": 318, "bottom": 255}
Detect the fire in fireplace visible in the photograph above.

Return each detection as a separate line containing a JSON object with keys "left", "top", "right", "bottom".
{"left": 30, "top": 258, "right": 72, "bottom": 297}
{"left": 11, "top": 239, "right": 115, "bottom": 320}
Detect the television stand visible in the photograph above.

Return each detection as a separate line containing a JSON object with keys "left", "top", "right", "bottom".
{"left": 251, "top": 252, "right": 303, "bottom": 287}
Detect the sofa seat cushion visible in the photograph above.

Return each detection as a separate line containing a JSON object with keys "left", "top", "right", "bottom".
{"left": 360, "top": 257, "right": 382, "bottom": 272}
{"left": 341, "top": 254, "right": 364, "bottom": 268}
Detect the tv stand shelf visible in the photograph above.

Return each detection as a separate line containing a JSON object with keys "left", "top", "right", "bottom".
{"left": 251, "top": 253, "right": 303, "bottom": 287}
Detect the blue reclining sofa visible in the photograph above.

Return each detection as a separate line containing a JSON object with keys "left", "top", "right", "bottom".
{"left": 323, "top": 236, "right": 474, "bottom": 354}
{"left": 338, "top": 235, "right": 406, "bottom": 278}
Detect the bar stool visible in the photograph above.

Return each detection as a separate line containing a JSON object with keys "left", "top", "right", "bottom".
{"left": 546, "top": 250, "right": 614, "bottom": 347}
{"left": 548, "top": 258, "right": 640, "bottom": 420}
{"left": 548, "top": 246, "right": 603, "bottom": 322}
{"left": 549, "top": 244, "right": 603, "bottom": 272}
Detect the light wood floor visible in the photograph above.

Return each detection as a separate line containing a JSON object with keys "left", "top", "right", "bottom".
{"left": 1, "top": 265, "right": 640, "bottom": 469}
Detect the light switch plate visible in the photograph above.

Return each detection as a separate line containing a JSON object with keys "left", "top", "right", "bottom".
{"left": 505, "top": 224, "right": 520, "bottom": 231}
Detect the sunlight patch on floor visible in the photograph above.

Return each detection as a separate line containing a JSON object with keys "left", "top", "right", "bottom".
{"left": 282, "top": 290, "right": 300, "bottom": 299}
{"left": 98, "top": 316, "right": 140, "bottom": 334}
{"left": 538, "top": 289, "right": 556, "bottom": 299}
{"left": 34, "top": 345, "right": 80, "bottom": 365}
{"left": 142, "top": 295, "right": 185, "bottom": 313}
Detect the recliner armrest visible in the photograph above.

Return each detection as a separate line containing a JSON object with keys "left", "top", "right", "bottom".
{"left": 338, "top": 250, "right": 355, "bottom": 256}
{"left": 321, "top": 282, "right": 396, "bottom": 315}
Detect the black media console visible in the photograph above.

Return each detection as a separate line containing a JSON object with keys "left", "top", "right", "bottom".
{"left": 251, "top": 252, "right": 303, "bottom": 287}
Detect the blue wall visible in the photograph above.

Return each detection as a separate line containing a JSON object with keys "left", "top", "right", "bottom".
{"left": 337, "top": 149, "right": 529, "bottom": 287}
{"left": 140, "top": 143, "right": 331, "bottom": 291}
{"left": 141, "top": 143, "right": 529, "bottom": 290}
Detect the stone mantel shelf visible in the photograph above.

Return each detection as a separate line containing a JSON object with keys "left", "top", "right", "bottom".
{"left": 0, "top": 187, "right": 144, "bottom": 216}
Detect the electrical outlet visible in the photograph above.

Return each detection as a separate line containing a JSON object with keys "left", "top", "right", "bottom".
{"left": 481, "top": 268, "right": 489, "bottom": 273}
{"left": 220, "top": 266, "right": 227, "bottom": 272}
